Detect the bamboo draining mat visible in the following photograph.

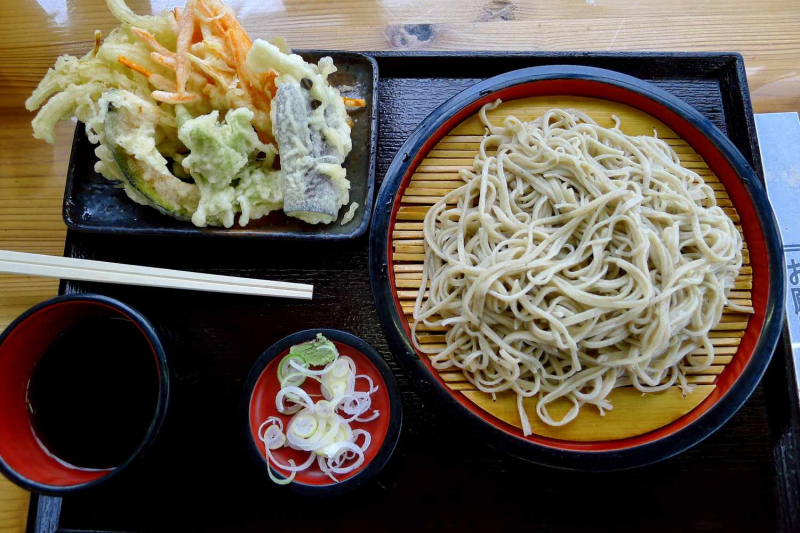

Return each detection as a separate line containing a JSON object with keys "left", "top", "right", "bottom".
{"left": 392, "top": 96, "right": 752, "bottom": 442}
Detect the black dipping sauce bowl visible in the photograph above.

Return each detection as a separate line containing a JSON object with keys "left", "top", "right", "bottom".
{"left": 242, "top": 329, "right": 403, "bottom": 496}
{"left": 0, "top": 294, "right": 169, "bottom": 494}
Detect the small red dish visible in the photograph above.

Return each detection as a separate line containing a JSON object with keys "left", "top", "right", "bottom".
{"left": 242, "top": 329, "right": 402, "bottom": 494}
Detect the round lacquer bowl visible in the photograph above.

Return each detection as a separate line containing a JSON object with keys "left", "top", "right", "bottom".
{"left": 0, "top": 294, "right": 169, "bottom": 494}
{"left": 368, "top": 65, "right": 785, "bottom": 471}
{"left": 242, "top": 329, "right": 402, "bottom": 494}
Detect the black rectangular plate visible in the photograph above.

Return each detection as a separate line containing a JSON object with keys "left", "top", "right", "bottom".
{"left": 31, "top": 52, "right": 798, "bottom": 533}
{"left": 62, "top": 51, "right": 378, "bottom": 240}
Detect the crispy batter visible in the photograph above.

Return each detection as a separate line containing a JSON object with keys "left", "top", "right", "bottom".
{"left": 175, "top": 0, "right": 196, "bottom": 94}
{"left": 168, "top": 8, "right": 179, "bottom": 34}
{"left": 151, "top": 52, "right": 177, "bottom": 69}
{"left": 126, "top": 0, "right": 278, "bottom": 139}
{"left": 152, "top": 90, "right": 200, "bottom": 104}
{"left": 118, "top": 55, "right": 153, "bottom": 77}
{"left": 186, "top": 52, "right": 233, "bottom": 87}
{"left": 148, "top": 74, "right": 178, "bottom": 92}
{"left": 92, "top": 30, "right": 103, "bottom": 57}
{"left": 131, "top": 27, "right": 176, "bottom": 59}
{"left": 342, "top": 97, "right": 366, "bottom": 108}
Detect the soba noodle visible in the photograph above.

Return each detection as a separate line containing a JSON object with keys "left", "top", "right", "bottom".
{"left": 412, "top": 103, "right": 752, "bottom": 434}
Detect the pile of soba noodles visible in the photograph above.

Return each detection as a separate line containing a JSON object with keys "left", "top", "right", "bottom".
{"left": 412, "top": 102, "right": 751, "bottom": 434}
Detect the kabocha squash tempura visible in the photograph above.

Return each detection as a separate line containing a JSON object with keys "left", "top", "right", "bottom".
{"left": 27, "top": 0, "right": 363, "bottom": 228}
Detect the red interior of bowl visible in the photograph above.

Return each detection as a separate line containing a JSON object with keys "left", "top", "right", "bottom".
{"left": 0, "top": 300, "right": 160, "bottom": 487}
{"left": 386, "top": 79, "right": 770, "bottom": 452}
{"left": 248, "top": 341, "right": 391, "bottom": 485}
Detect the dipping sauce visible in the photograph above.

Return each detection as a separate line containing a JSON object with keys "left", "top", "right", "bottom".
{"left": 27, "top": 316, "right": 159, "bottom": 470}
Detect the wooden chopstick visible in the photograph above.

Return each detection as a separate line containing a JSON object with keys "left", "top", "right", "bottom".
{"left": 0, "top": 250, "right": 313, "bottom": 300}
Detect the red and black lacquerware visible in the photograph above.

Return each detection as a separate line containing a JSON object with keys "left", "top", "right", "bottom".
{"left": 241, "top": 329, "right": 402, "bottom": 495}
{"left": 368, "top": 65, "right": 785, "bottom": 471}
{"left": 0, "top": 294, "right": 169, "bottom": 494}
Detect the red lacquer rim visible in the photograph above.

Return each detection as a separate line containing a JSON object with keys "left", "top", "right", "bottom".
{"left": 385, "top": 79, "right": 770, "bottom": 452}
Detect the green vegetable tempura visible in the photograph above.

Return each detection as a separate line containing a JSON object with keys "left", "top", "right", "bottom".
{"left": 177, "top": 106, "right": 282, "bottom": 227}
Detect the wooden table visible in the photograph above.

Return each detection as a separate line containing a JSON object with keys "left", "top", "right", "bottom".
{"left": 0, "top": 0, "right": 798, "bottom": 531}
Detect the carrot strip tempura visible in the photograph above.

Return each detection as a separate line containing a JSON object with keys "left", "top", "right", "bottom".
{"left": 191, "top": 0, "right": 276, "bottom": 140}
{"left": 151, "top": 52, "right": 177, "bottom": 70}
{"left": 196, "top": 0, "right": 242, "bottom": 42}
{"left": 186, "top": 53, "right": 233, "bottom": 87}
{"left": 119, "top": 55, "right": 153, "bottom": 77}
{"left": 131, "top": 27, "right": 176, "bottom": 59}
{"left": 152, "top": 90, "right": 201, "bottom": 104}
{"left": 175, "top": 0, "right": 196, "bottom": 94}
{"left": 259, "top": 70, "right": 278, "bottom": 98}
{"left": 149, "top": 74, "right": 178, "bottom": 92}
{"left": 224, "top": 28, "right": 267, "bottom": 108}
{"left": 168, "top": 9, "right": 179, "bottom": 34}
{"left": 342, "top": 97, "right": 366, "bottom": 108}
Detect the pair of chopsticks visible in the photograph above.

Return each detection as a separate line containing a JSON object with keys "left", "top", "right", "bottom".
{"left": 0, "top": 250, "right": 312, "bottom": 300}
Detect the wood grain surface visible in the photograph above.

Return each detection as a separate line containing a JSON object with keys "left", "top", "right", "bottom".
{"left": 1, "top": 0, "right": 799, "bottom": 531}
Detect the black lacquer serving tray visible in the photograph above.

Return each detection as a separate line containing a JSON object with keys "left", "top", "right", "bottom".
{"left": 30, "top": 52, "right": 799, "bottom": 533}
